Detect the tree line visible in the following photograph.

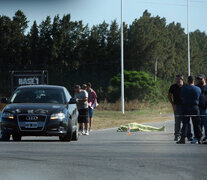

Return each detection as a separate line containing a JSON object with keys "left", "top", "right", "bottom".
{"left": 0, "top": 10, "right": 207, "bottom": 100}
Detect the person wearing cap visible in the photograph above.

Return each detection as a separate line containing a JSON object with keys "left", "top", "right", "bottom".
{"left": 196, "top": 74, "right": 207, "bottom": 144}
{"left": 74, "top": 85, "right": 89, "bottom": 136}
{"left": 168, "top": 75, "right": 192, "bottom": 141}
{"left": 177, "top": 76, "right": 202, "bottom": 144}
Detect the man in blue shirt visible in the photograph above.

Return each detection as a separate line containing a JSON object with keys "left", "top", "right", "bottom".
{"left": 177, "top": 76, "right": 202, "bottom": 144}
{"left": 196, "top": 74, "right": 207, "bottom": 144}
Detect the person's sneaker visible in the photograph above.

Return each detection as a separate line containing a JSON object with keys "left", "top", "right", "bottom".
{"left": 198, "top": 139, "right": 202, "bottom": 144}
{"left": 82, "top": 130, "right": 86, "bottom": 135}
{"left": 85, "top": 131, "right": 89, "bottom": 136}
{"left": 78, "top": 131, "right": 83, "bottom": 136}
{"left": 174, "top": 136, "right": 180, "bottom": 141}
{"left": 176, "top": 139, "right": 185, "bottom": 144}
{"left": 187, "top": 137, "right": 193, "bottom": 141}
{"left": 191, "top": 138, "right": 198, "bottom": 144}
{"left": 89, "top": 128, "right": 93, "bottom": 132}
{"left": 203, "top": 138, "right": 207, "bottom": 144}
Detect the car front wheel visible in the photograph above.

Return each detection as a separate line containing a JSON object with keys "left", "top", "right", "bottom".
{"left": 71, "top": 128, "right": 78, "bottom": 141}
{"left": 59, "top": 131, "right": 72, "bottom": 142}
{"left": 1, "top": 133, "right": 10, "bottom": 141}
{"left": 59, "top": 124, "right": 72, "bottom": 142}
{"left": 12, "top": 134, "right": 22, "bottom": 141}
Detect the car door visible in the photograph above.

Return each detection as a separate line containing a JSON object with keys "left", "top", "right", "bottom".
{"left": 64, "top": 88, "right": 77, "bottom": 127}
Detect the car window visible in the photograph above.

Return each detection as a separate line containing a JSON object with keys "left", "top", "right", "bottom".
{"left": 10, "top": 88, "right": 66, "bottom": 104}
{"left": 64, "top": 88, "right": 72, "bottom": 102}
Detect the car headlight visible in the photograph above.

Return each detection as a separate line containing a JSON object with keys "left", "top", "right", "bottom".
{"left": 2, "top": 112, "right": 14, "bottom": 119}
{"left": 50, "top": 113, "right": 66, "bottom": 120}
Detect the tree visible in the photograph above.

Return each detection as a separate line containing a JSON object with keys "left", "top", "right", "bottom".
{"left": 190, "top": 30, "right": 207, "bottom": 75}
{"left": 10, "top": 10, "right": 28, "bottom": 67}
{"left": 128, "top": 10, "right": 169, "bottom": 75}
{"left": 29, "top": 21, "right": 39, "bottom": 66}
{"left": 0, "top": 16, "right": 12, "bottom": 69}
{"left": 38, "top": 16, "right": 52, "bottom": 65}
{"left": 109, "top": 71, "right": 162, "bottom": 102}
{"left": 107, "top": 20, "right": 120, "bottom": 69}
{"left": 0, "top": 10, "right": 207, "bottom": 100}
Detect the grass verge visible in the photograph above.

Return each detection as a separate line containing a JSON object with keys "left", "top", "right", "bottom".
{"left": 93, "top": 102, "right": 173, "bottom": 130}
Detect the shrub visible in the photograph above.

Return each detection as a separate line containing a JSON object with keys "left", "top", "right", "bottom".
{"left": 108, "top": 70, "right": 166, "bottom": 102}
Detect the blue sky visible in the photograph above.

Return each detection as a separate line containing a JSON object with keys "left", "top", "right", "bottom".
{"left": 0, "top": 0, "right": 206, "bottom": 33}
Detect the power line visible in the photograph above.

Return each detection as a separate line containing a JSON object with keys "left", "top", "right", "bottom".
{"left": 180, "top": 0, "right": 207, "bottom": 3}
{"left": 136, "top": 0, "right": 207, "bottom": 7}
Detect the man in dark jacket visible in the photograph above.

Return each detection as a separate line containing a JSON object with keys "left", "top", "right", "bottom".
{"left": 177, "top": 76, "right": 202, "bottom": 144}
{"left": 168, "top": 75, "right": 192, "bottom": 141}
{"left": 196, "top": 74, "right": 207, "bottom": 143}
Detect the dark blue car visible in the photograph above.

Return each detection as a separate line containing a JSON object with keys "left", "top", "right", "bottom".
{"left": 0, "top": 85, "right": 78, "bottom": 141}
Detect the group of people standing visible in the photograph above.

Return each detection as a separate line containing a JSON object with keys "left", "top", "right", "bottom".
{"left": 168, "top": 74, "right": 207, "bottom": 144}
{"left": 74, "top": 82, "right": 98, "bottom": 136}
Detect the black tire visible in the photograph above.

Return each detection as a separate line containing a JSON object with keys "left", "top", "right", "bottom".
{"left": 1, "top": 133, "right": 10, "bottom": 141}
{"left": 59, "top": 124, "right": 72, "bottom": 142}
{"left": 71, "top": 128, "right": 78, "bottom": 141}
{"left": 59, "top": 131, "right": 72, "bottom": 142}
{"left": 12, "top": 134, "right": 22, "bottom": 141}
{"left": 59, "top": 136, "right": 66, "bottom": 141}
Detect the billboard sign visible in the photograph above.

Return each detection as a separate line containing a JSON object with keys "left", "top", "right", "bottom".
{"left": 11, "top": 71, "right": 48, "bottom": 93}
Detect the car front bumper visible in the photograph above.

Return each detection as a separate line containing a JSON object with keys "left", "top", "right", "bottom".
{"left": 1, "top": 117, "right": 68, "bottom": 136}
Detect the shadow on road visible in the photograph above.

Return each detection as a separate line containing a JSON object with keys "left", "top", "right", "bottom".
{"left": 0, "top": 139, "right": 61, "bottom": 142}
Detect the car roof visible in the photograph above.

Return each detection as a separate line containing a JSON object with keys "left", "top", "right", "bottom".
{"left": 17, "top": 85, "right": 65, "bottom": 90}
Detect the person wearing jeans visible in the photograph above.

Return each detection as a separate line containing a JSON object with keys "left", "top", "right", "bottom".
{"left": 196, "top": 74, "right": 207, "bottom": 143}
{"left": 174, "top": 105, "right": 192, "bottom": 141}
{"left": 86, "top": 82, "right": 98, "bottom": 132}
{"left": 204, "top": 91, "right": 207, "bottom": 144}
{"left": 179, "top": 105, "right": 202, "bottom": 144}
{"left": 177, "top": 76, "right": 202, "bottom": 144}
{"left": 200, "top": 109, "right": 207, "bottom": 142}
{"left": 168, "top": 75, "right": 192, "bottom": 141}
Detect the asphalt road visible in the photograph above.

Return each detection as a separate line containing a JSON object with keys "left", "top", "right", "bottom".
{"left": 0, "top": 120, "right": 206, "bottom": 180}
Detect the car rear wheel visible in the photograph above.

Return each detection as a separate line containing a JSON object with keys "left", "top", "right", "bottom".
{"left": 12, "top": 134, "right": 22, "bottom": 141}
{"left": 1, "top": 133, "right": 10, "bottom": 141}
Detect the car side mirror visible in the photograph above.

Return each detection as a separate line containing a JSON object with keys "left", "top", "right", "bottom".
{"left": 1, "top": 97, "right": 8, "bottom": 104}
{"left": 68, "top": 98, "right": 77, "bottom": 104}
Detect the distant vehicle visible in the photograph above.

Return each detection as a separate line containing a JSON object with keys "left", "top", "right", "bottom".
{"left": 0, "top": 85, "right": 78, "bottom": 142}
{"left": 10, "top": 70, "right": 48, "bottom": 94}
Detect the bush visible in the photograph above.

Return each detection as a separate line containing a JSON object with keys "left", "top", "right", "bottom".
{"left": 108, "top": 71, "right": 167, "bottom": 102}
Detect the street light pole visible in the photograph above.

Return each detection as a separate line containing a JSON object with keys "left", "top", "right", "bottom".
{"left": 187, "top": 0, "right": 190, "bottom": 76}
{"left": 121, "top": 0, "right": 125, "bottom": 114}
{"left": 155, "top": 58, "right": 158, "bottom": 81}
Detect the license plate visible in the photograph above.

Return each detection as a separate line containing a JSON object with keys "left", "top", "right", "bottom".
{"left": 25, "top": 122, "right": 38, "bottom": 129}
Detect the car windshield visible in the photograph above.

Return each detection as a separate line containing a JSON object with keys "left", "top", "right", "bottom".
{"left": 10, "top": 88, "right": 66, "bottom": 104}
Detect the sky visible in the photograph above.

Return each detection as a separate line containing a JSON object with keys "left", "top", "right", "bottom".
{"left": 0, "top": 0, "right": 206, "bottom": 33}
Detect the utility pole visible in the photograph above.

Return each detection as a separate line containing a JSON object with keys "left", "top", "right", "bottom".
{"left": 155, "top": 58, "right": 158, "bottom": 81}
{"left": 187, "top": 0, "right": 190, "bottom": 76}
{"left": 121, "top": 0, "right": 125, "bottom": 114}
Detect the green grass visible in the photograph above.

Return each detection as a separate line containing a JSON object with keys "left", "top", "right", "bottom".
{"left": 93, "top": 103, "right": 173, "bottom": 130}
